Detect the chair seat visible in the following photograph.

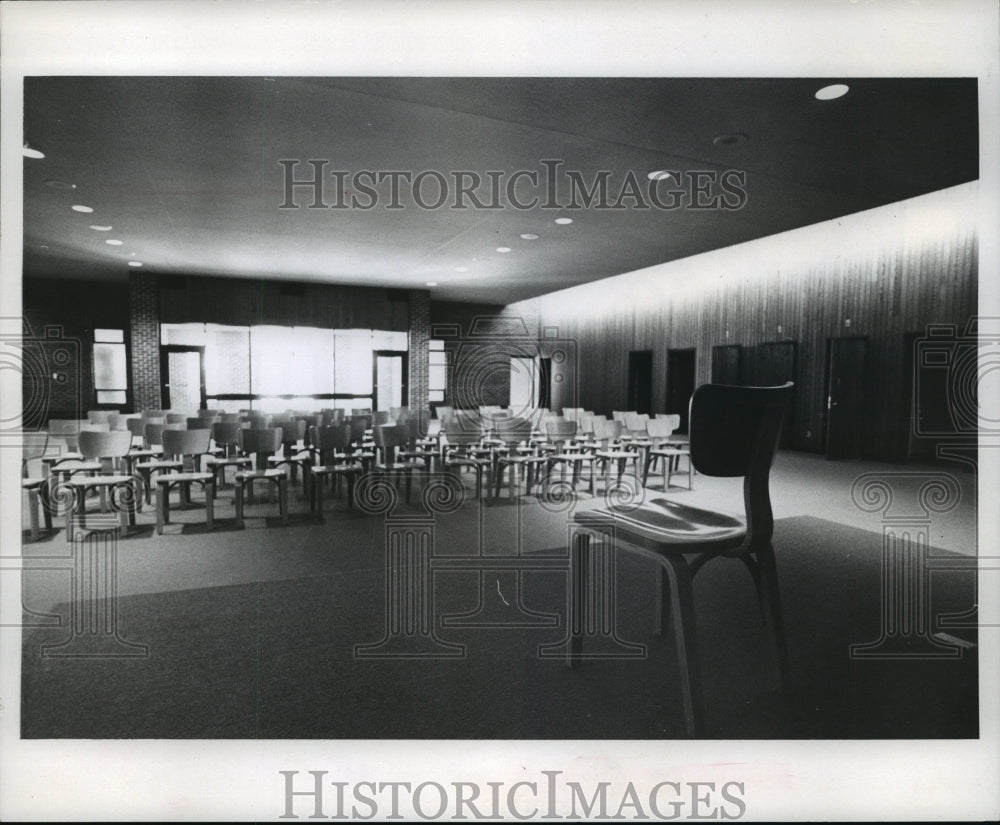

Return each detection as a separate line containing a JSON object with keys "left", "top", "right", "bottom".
{"left": 155, "top": 472, "right": 215, "bottom": 485}
{"left": 129, "top": 448, "right": 163, "bottom": 459}
{"left": 234, "top": 469, "right": 286, "bottom": 480}
{"left": 311, "top": 463, "right": 363, "bottom": 474}
{"left": 49, "top": 460, "right": 103, "bottom": 474}
{"left": 578, "top": 497, "right": 745, "bottom": 550}
{"left": 22, "top": 477, "right": 46, "bottom": 490}
{"left": 64, "top": 474, "right": 136, "bottom": 487}
{"left": 205, "top": 456, "right": 252, "bottom": 467}
{"left": 594, "top": 450, "right": 635, "bottom": 460}
{"left": 135, "top": 459, "right": 183, "bottom": 471}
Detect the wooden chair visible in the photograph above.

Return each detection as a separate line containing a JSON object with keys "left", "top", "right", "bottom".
{"left": 267, "top": 417, "right": 310, "bottom": 487}
{"left": 589, "top": 418, "right": 640, "bottom": 489}
{"left": 492, "top": 417, "right": 546, "bottom": 499}
{"left": 153, "top": 428, "right": 216, "bottom": 534}
{"left": 61, "top": 430, "right": 139, "bottom": 541}
{"left": 21, "top": 433, "right": 54, "bottom": 541}
{"left": 133, "top": 422, "right": 186, "bottom": 503}
{"left": 234, "top": 428, "right": 288, "bottom": 526}
{"left": 441, "top": 419, "right": 492, "bottom": 498}
{"left": 86, "top": 409, "right": 119, "bottom": 425}
{"left": 372, "top": 424, "right": 425, "bottom": 504}
{"left": 308, "top": 424, "right": 364, "bottom": 516}
{"left": 566, "top": 382, "right": 794, "bottom": 736}
{"left": 204, "top": 422, "right": 253, "bottom": 492}
{"left": 643, "top": 417, "right": 692, "bottom": 489}
{"left": 541, "top": 418, "right": 595, "bottom": 495}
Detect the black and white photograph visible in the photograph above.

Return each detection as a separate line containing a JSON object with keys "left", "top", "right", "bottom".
{"left": 1, "top": 1, "right": 998, "bottom": 821}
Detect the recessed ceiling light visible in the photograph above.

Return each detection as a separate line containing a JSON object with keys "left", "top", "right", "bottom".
{"left": 105, "top": 239, "right": 124, "bottom": 246}
{"left": 455, "top": 266, "right": 468, "bottom": 272}
{"left": 23, "top": 145, "right": 45, "bottom": 159}
{"left": 128, "top": 261, "right": 144, "bottom": 267}
{"left": 647, "top": 170, "right": 675, "bottom": 181}
{"left": 89, "top": 224, "right": 113, "bottom": 231}
{"left": 496, "top": 246, "right": 511, "bottom": 253}
{"left": 71, "top": 204, "right": 94, "bottom": 213}
{"left": 520, "top": 233, "right": 539, "bottom": 240}
{"left": 554, "top": 217, "right": 573, "bottom": 225}
{"left": 44, "top": 179, "right": 76, "bottom": 190}
{"left": 426, "top": 281, "right": 437, "bottom": 287}
{"left": 712, "top": 133, "right": 748, "bottom": 147}
{"left": 815, "top": 83, "right": 849, "bottom": 100}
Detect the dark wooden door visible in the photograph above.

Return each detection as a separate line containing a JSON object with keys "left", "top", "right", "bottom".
{"left": 627, "top": 350, "right": 653, "bottom": 414}
{"left": 756, "top": 341, "right": 797, "bottom": 447}
{"left": 826, "top": 337, "right": 867, "bottom": 459}
{"left": 666, "top": 349, "right": 696, "bottom": 434}
{"left": 711, "top": 344, "right": 742, "bottom": 385}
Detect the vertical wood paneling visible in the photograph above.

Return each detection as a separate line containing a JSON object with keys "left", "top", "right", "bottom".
{"left": 516, "top": 183, "right": 978, "bottom": 461}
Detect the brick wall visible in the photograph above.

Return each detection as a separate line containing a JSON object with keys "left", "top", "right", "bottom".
{"left": 407, "top": 290, "right": 430, "bottom": 435}
{"left": 129, "top": 272, "right": 161, "bottom": 411}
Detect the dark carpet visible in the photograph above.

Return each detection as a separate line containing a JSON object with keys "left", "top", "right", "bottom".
{"left": 21, "top": 516, "right": 978, "bottom": 739}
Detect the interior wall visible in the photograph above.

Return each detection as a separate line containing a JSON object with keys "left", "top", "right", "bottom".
{"left": 511, "top": 183, "right": 978, "bottom": 461}
{"left": 21, "top": 278, "right": 130, "bottom": 420}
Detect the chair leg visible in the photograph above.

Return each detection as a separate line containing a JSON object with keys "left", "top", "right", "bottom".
{"left": 155, "top": 484, "right": 166, "bottom": 535}
{"left": 27, "top": 488, "right": 40, "bottom": 541}
{"left": 756, "top": 543, "right": 791, "bottom": 691}
{"left": 566, "top": 530, "right": 590, "bottom": 667}
{"left": 660, "top": 556, "right": 705, "bottom": 737}
{"left": 205, "top": 482, "right": 215, "bottom": 530}
{"left": 235, "top": 481, "right": 245, "bottom": 528}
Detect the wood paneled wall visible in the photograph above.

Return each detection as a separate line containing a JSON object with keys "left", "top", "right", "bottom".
{"left": 159, "top": 275, "right": 411, "bottom": 330}
{"left": 513, "top": 183, "right": 978, "bottom": 461}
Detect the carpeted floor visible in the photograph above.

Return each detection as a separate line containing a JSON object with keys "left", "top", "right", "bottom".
{"left": 21, "top": 512, "right": 978, "bottom": 739}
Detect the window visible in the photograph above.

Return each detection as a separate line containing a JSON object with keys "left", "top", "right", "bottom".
{"left": 92, "top": 328, "right": 127, "bottom": 405}
{"left": 159, "top": 322, "right": 405, "bottom": 409}
{"left": 429, "top": 339, "right": 447, "bottom": 403}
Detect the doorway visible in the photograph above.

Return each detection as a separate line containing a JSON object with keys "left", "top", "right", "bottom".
{"left": 159, "top": 345, "right": 206, "bottom": 410}
{"left": 825, "top": 337, "right": 867, "bottom": 459}
{"left": 627, "top": 350, "right": 653, "bottom": 414}
{"left": 756, "top": 340, "right": 797, "bottom": 448}
{"left": 665, "top": 349, "right": 696, "bottom": 434}
{"left": 374, "top": 350, "right": 408, "bottom": 411}
{"left": 711, "top": 344, "right": 743, "bottom": 385}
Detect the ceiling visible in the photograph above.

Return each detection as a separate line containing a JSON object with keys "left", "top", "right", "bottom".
{"left": 22, "top": 76, "right": 979, "bottom": 305}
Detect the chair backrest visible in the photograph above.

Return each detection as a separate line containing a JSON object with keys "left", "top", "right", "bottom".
{"left": 197, "top": 408, "right": 222, "bottom": 418}
{"left": 442, "top": 418, "right": 481, "bottom": 448}
{"left": 374, "top": 423, "right": 404, "bottom": 449}
{"left": 237, "top": 427, "right": 283, "bottom": 458}
{"left": 48, "top": 418, "right": 84, "bottom": 437}
{"left": 494, "top": 417, "right": 533, "bottom": 445}
{"left": 656, "top": 413, "right": 682, "bottom": 430}
{"left": 142, "top": 409, "right": 170, "bottom": 420}
{"left": 165, "top": 412, "right": 189, "bottom": 424}
{"left": 611, "top": 411, "right": 629, "bottom": 423}
{"left": 434, "top": 405, "right": 454, "bottom": 421}
{"left": 624, "top": 412, "right": 649, "bottom": 433}
{"left": 577, "top": 412, "right": 595, "bottom": 436}
{"left": 646, "top": 418, "right": 675, "bottom": 438}
{"left": 309, "top": 424, "right": 351, "bottom": 453}
{"left": 86, "top": 410, "right": 119, "bottom": 424}
{"left": 592, "top": 418, "right": 623, "bottom": 441}
{"left": 373, "top": 410, "right": 391, "bottom": 427}
{"left": 161, "top": 428, "right": 212, "bottom": 460}
{"left": 211, "top": 422, "right": 244, "bottom": 448}
{"left": 77, "top": 430, "right": 134, "bottom": 461}
{"left": 242, "top": 412, "right": 272, "bottom": 428}
{"left": 219, "top": 413, "right": 242, "bottom": 424}
{"left": 545, "top": 419, "right": 577, "bottom": 441}
{"left": 144, "top": 422, "right": 184, "bottom": 447}
{"left": 127, "top": 418, "right": 147, "bottom": 437}
{"left": 321, "top": 408, "right": 345, "bottom": 425}
{"left": 689, "top": 382, "right": 793, "bottom": 552}
{"left": 562, "top": 407, "right": 584, "bottom": 422}
{"left": 347, "top": 415, "right": 370, "bottom": 443}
